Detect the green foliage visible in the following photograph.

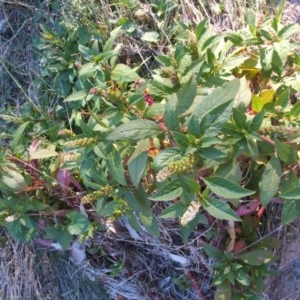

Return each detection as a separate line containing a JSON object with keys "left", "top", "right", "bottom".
{"left": 2, "top": 0, "right": 300, "bottom": 298}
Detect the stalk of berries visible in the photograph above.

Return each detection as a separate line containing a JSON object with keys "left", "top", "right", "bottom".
{"left": 156, "top": 153, "right": 196, "bottom": 182}
{"left": 58, "top": 129, "right": 76, "bottom": 137}
{"left": 81, "top": 185, "right": 113, "bottom": 204}
{"left": 111, "top": 198, "right": 129, "bottom": 220}
{"left": 63, "top": 137, "right": 97, "bottom": 148}
{"left": 0, "top": 114, "right": 23, "bottom": 123}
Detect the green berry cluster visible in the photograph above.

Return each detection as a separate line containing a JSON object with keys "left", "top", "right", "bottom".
{"left": 82, "top": 185, "right": 113, "bottom": 204}
{"left": 58, "top": 129, "right": 76, "bottom": 137}
{"left": 156, "top": 154, "right": 196, "bottom": 182}
{"left": 112, "top": 199, "right": 129, "bottom": 219}
{"left": 64, "top": 137, "right": 97, "bottom": 148}
{"left": 0, "top": 114, "right": 23, "bottom": 123}
{"left": 168, "top": 154, "right": 196, "bottom": 174}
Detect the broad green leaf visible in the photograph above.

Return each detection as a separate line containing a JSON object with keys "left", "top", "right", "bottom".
{"left": 111, "top": 64, "right": 140, "bottom": 83}
{"left": 199, "top": 147, "right": 227, "bottom": 160}
{"left": 281, "top": 200, "right": 300, "bottom": 224}
{"left": 30, "top": 148, "right": 59, "bottom": 160}
{"left": 165, "top": 94, "right": 180, "bottom": 131}
{"left": 260, "top": 47, "right": 273, "bottom": 77}
{"left": 280, "top": 186, "right": 300, "bottom": 200}
{"left": 237, "top": 250, "right": 275, "bottom": 266}
{"left": 203, "top": 177, "right": 255, "bottom": 199}
{"left": 2, "top": 168, "right": 28, "bottom": 192}
{"left": 233, "top": 77, "right": 252, "bottom": 108}
{"left": 148, "top": 80, "right": 175, "bottom": 97}
{"left": 153, "top": 148, "right": 181, "bottom": 170}
{"left": 189, "top": 79, "right": 239, "bottom": 137}
{"left": 278, "top": 23, "right": 300, "bottom": 39}
{"left": 203, "top": 243, "right": 224, "bottom": 260}
{"left": 178, "top": 176, "right": 200, "bottom": 193}
{"left": 128, "top": 151, "right": 148, "bottom": 188}
{"left": 141, "top": 31, "right": 159, "bottom": 42}
{"left": 145, "top": 103, "right": 165, "bottom": 119}
{"left": 250, "top": 109, "right": 265, "bottom": 131}
{"left": 139, "top": 212, "right": 160, "bottom": 236}
{"left": 106, "top": 149, "right": 127, "bottom": 185}
{"left": 202, "top": 196, "right": 241, "bottom": 221}
{"left": 107, "top": 119, "right": 163, "bottom": 140}
{"left": 64, "top": 90, "right": 87, "bottom": 102}
{"left": 214, "top": 281, "right": 232, "bottom": 300}
{"left": 78, "top": 62, "right": 96, "bottom": 80}
{"left": 272, "top": 47, "right": 283, "bottom": 76}
{"left": 67, "top": 211, "right": 90, "bottom": 235}
{"left": 10, "top": 121, "right": 30, "bottom": 148}
{"left": 225, "top": 32, "right": 244, "bottom": 46}
{"left": 159, "top": 201, "right": 188, "bottom": 218}
{"left": 172, "top": 132, "right": 194, "bottom": 148}
{"left": 21, "top": 198, "right": 48, "bottom": 212}
{"left": 103, "top": 26, "right": 122, "bottom": 52}
{"left": 176, "top": 76, "right": 197, "bottom": 115}
{"left": 275, "top": 86, "right": 290, "bottom": 108}
{"left": 275, "top": 138, "right": 298, "bottom": 164}
{"left": 149, "top": 180, "right": 183, "bottom": 201}
{"left": 232, "top": 107, "right": 247, "bottom": 129}
{"left": 246, "top": 137, "right": 259, "bottom": 157}
{"left": 235, "top": 271, "right": 250, "bottom": 286}
{"left": 259, "top": 156, "right": 281, "bottom": 206}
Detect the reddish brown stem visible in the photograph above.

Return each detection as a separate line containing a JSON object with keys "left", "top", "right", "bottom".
{"left": 185, "top": 270, "right": 207, "bottom": 300}
{"left": 259, "top": 135, "right": 275, "bottom": 146}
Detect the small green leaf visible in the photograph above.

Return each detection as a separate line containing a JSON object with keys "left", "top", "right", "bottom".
{"left": 107, "top": 149, "right": 127, "bottom": 185}
{"left": 128, "top": 151, "right": 148, "bottom": 188}
{"left": 214, "top": 281, "right": 232, "bottom": 300}
{"left": 67, "top": 211, "right": 90, "bottom": 235}
{"left": 150, "top": 180, "right": 183, "bottom": 201}
{"left": 107, "top": 119, "right": 163, "bottom": 141}
{"left": 203, "top": 244, "right": 224, "bottom": 260}
{"left": 232, "top": 107, "right": 247, "bottom": 129}
{"left": 237, "top": 250, "right": 275, "bottom": 266}
{"left": 78, "top": 62, "right": 96, "bottom": 80}
{"left": 226, "top": 32, "right": 244, "bottom": 46}
{"left": 278, "top": 23, "right": 300, "bottom": 39}
{"left": 10, "top": 121, "right": 30, "bottom": 148}
{"left": 139, "top": 212, "right": 160, "bottom": 236}
{"left": 236, "top": 271, "right": 250, "bottom": 286}
{"left": 145, "top": 103, "right": 165, "bottom": 119}
{"left": 111, "top": 64, "right": 140, "bottom": 82}
{"left": 280, "top": 187, "right": 300, "bottom": 200}
{"left": 281, "top": 200, "right": 300, "bottom": 224}
{"left": 203, "top": 176, "right": 255, "bottom": 199}
{"left": 199, "top": 147, "right": 227, "bottom": 160}
{"left": 165, "top": 94, "right": 180, "bottom": 131}
{"left": 259, "top": 156, "right": 281, "bottom": 206}
{"left": 202, "top": 196, "right": 241, "bottom": 221}
{"left": 178, "top": 176, "right": 200, "bottom": 193}
{"left": 153, "top": 148, "right": 181, "bottom": 170}
{"left": 189, "top": 79, "right": 239, "bottom": 137}
{"left": 176, "top": 76, "right": 197, "bottom": 115}
{"left": 159, "top": 201, "right": 188, "bottom": 218}
{"left": 64, "top": 90, "right": 87, "bottom": 102}
{"left": 275, "top": 138, "right": 299, "bottom": 164}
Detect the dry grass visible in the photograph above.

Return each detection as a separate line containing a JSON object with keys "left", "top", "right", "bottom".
{"left": 0, "top": 229, "right": 107, "bottom": 300}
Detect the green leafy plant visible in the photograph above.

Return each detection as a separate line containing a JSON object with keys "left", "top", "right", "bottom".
{"left": 1, "top": 0, "right": 300, "bottom": 298}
